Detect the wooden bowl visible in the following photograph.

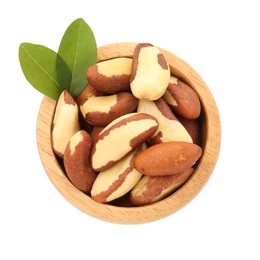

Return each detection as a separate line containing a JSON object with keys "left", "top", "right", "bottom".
{"left": 36, "top": 42, "right": 221, "bottom": 224}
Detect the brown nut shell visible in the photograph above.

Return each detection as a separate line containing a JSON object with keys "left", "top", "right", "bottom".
{"left": 75, "top": 83, "right": 104, "bottom": 106}
{"left": 90, "top": 126, "right": 104, "bottom": 144}
{"left": 91, "top": 144, "right": 145, "bottom": 203}
{"left": 86, "top": 57, "right": 132, "bottom": 94}
{"left": 177, "top": 115, "right": 201, "bottom": 145}
{"left": 163, "top": 76, "right": 201, "bottom": 119}
{"left": 91, "top": 113, "right": 159, "bottom": 172}
{"left": 130, "top": 167, "right": 195, "bottom": 206}
{"left": 64, "top": 130, "right": 97, "bottom": 194}
{"left": 134, "top": 141, "right": 202, "bottom": 176}
{"left": 80, "top": 92, "right": 138, "bottom": 127}
{"left": 137, "top": 98, "right": 192, "bottom": 144}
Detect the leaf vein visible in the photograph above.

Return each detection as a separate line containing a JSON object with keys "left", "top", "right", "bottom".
{"left": 70, "top": 20, "right": 82, "bottom": 91}
{"left": 22, "top": 45, "right": 60, "bottom": 90}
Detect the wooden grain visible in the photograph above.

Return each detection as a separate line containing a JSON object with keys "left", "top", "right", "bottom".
{"left": 36, "top": 42, "right": 221, "bottom": 224}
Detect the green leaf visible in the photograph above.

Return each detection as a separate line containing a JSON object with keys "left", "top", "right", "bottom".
{"left": 57, "top": 18, "right": 97, "bottom": 97}
{"left": 19, "top": 43, "right": 64, "bottom": 100}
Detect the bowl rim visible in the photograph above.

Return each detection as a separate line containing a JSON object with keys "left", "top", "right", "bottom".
{"left": 36, "top": 42, "right": 221, "bottom": 224}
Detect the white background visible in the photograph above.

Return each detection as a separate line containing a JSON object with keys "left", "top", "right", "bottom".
{"left": 1, "top": 0, "right": 260, "bottom": 259}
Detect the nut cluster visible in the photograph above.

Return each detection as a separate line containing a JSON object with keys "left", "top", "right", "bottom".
{"left": 51, "top": 43, "right": 203, "bottom": 206}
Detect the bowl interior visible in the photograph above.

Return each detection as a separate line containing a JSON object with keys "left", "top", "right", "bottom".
{"left": 36, "top": 42, "right": 221, "bottom": 224}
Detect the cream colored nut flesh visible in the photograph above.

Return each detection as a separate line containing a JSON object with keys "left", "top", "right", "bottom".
{"left": 80, "top": 92, "right": 138, "bottom": 127}
{"left": 86, "top": 57, "right": 132, "bottom": 94}
{"left": 163, "top": 76, "right": 178, "bottom": 107}
{"left": 81, "top": 95, "right": 118, "bottom": 114}
{"left": 52, "top": 90, "right": 80, "bottom": 158}
{"left": 91, "top": 144, "right": 146, "bottom": 203}
{"left": 91, "top": 113, "right": 159, "bottom": 172}
{"left": 130, "top": 43, "right": 170, "bottom": 100}
{"left": 97, "top": 57, "right": 132, "bottom": 76}
{"left": 137, "top": 98, "right": 192, "bottom": 144}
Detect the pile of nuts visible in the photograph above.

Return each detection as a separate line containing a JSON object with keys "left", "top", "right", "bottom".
{"left": 51, "top": 43, "right": 203, "bottom": 206}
